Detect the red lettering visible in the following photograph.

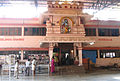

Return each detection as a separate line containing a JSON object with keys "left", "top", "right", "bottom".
{"left": 13, "top": 38, "right": 24, "bottom": 41}
{"left": 5, "top": 38, "right": 12, "bottom": 41}
{"left": 0, "top": 38, "right": 4, "bottom": 41}
{"left": 0, "top": 38, "right": 24, "bottom": 41}
{"left": 98, "top": 38, "right": 112, "bottom": 41}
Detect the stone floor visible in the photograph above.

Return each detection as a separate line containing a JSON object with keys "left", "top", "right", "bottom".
{"left": 1, "top": 70, "right": 120, "bottom": 81}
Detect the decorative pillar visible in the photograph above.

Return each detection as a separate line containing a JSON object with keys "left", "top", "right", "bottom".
{"left": 49, "top": 43, "right": 54, "bottom": 63}
{"left": 46, "top": 20, "right": 52, "bottom": 36}
{"left": 49, "top": 43, "right": 57, "bottom": 62}
{"left": 21, "top": 50, "right": 23, "bottom": 61}
{"left": 49, "top": 15, "right": 53, "bottom": 24}
{"left": 78, "top": 47, "right": 82, "bottom": 66}
{"left": 73, "top": 43, "right": 77, "bottom": 61}
{"left": 78, "top": 16, "right": 81, "bottom": 25}
{"left": 76, "top": 43, "right": 83, "bottom": 66}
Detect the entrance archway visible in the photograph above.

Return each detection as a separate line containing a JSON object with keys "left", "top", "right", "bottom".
{"left": 53, "top": 43, "right": 74, "bottom": 66}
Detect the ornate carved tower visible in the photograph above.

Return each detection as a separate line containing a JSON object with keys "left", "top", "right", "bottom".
{"left": 42, "top": 1, "right": 94, "bottom": 66}
{"left": 44, "top": 1, "right": 92, "bottom": 37}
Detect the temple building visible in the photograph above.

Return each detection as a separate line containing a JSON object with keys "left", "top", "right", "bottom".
{"left": 0, "top": 1, "right": 120, "bottom": 72}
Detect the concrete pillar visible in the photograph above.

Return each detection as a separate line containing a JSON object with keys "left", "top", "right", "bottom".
{"left": 119, "top": 28, "right": 120, "bottom": 37}
{"left": 78, "top": 47, "right": 83, "bottom": 66}
{"left": 49, "top": 46, "right": 53, "bottom": 62}
{"left": 49, "top": 43, "right": 55, "bottom": 63}
{"left": 21, "top": 50, "right": 23, "bottom": 61}
{"left": 22, "top": 26, "right": 24, "bottom": 36}
{"left": 76, "top": 43, "right": 83, "bottom": 66}
{"left": 96, "top": 28, "right": 98, "bottom": 36}
{"left": 97, "top": 50, "right": 100, "bottom": 58}
{"left": 73, "top": 43, "right": 77, "bottom": 60}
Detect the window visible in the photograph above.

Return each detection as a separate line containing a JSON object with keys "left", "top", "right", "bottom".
{"left": 0, "top": 51, "right": 21, "bottom": 59}
{"left": 23, "top": 50, "right": 48, "bottom": 60}
{"left": 100, "top": 50, "right": 120, "bottom": 58}
{"left": 0, "top": 28, "right": 21, "bottom": 36}
{"left": 85, "top": 28, "right": 96, "bottom": 36}
{"left": 32, "top": 28, "right": 37, "bottom": 35}
{"left": 24, "top": 27, "right": 46, "bottom": 36}
{"left": 98, "top": 28, "right": 119, "bottom": 36}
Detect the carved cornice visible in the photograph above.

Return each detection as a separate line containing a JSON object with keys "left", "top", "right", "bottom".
{"left": 74, "top": 42, "right": 81, "bottom": 47}
{"left": 40, "top": 37, "right": 95, "bottom": 43}
{"left": 48, "top": 1, "right": 83, "bottom": 10}
{"left": 74, "top": 43, "right": 83, "bottom": 49}
{"left": 49, "top": 42, "right": 58, "bottom": 48}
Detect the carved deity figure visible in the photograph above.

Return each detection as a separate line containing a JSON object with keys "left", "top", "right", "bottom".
{"left": 61, "top": 19, "right": 71, "bottom": 34}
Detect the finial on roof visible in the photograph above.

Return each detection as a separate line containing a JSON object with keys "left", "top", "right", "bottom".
{"left": 73, "top": 1, "right": 77, "bottom": 5}
{"left": 55, "top": 1, "right": 59, "bottom": 4}
{"left": 47, "top": 1, "right": 52, "bottom": 4}
{"left": 62, "top": 1, "right": 70, "bottom": 5}
{"left": 64, "top": 1, "right": 68, "bottom": 4}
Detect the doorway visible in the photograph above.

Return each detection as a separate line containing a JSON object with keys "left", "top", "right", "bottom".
{"left": 53, "top": 43, "right": 74, "bottom": 66}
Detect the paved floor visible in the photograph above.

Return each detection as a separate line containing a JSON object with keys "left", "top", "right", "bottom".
{"left": 1, "top": 70, "right": 120, "bottom": 81}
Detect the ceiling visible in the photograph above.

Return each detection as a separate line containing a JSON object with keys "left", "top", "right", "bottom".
{"left": 0, "top": 0, "right": 120, "bottom": 10}
{"left": 0, "top": 0, "right": 120, "bottom": 20}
